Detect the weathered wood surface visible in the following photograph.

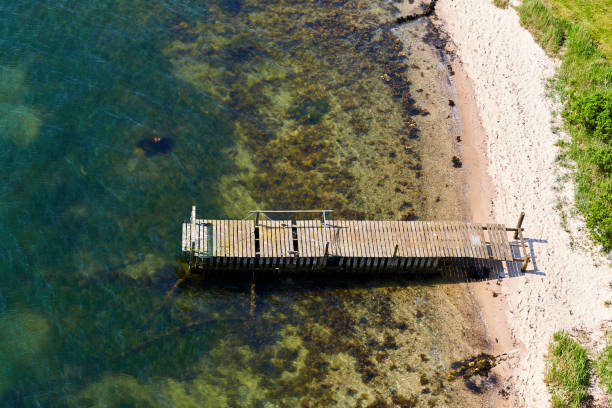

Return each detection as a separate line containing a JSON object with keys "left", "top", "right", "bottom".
{"left": 182, "top": 219, "right": 516, "bottom": 261}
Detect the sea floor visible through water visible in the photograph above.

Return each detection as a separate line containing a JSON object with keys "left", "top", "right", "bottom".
{"left": 0, "top": 0, "right": 492, "bottom": 406}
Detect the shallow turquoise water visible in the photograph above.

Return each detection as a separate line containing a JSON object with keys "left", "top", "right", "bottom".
{"left": 0, "top": 1, "right": 490, "bottom": 406}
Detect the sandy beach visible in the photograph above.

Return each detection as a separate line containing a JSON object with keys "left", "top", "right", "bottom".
{"left": 432, "top": 0, "right": 612, "bottom": 405}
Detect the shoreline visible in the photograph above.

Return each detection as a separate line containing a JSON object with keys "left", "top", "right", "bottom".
{"left": 434, "top": 0, "right": 612, "bottom": 406}
{"left": 449, "top": 58, "right": 516, "bottom": 407}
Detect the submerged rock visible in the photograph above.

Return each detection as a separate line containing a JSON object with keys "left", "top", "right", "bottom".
{"left": 0, "top": 103, "right": 43, "bottom": 146}
{"left": 137, "top": 134, "right": 174, "bottom": 156}
{"left": 0, "top": 309, "right": 51, "bottom": 395}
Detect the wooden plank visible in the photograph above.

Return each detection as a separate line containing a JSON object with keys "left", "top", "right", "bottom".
{"left": 274, "top": 219, "right": 283, "bottom": 258}
{"left": 392, "top": 221, "right": 401, "bottom": 258}
{"left": 268, "top": 219, "right": 277, "bottom": 258}
{"left": 436, "top": 222, "right": 448, "bottom": 257}
{"left": 395, "top": 221, "right": 408, "bottom": 258}
{"left": 395, "top": 221, "right": 405, "bottom": 257}
{"left": 414, "top": 222, "right": 423, "bottom": 257}
{"left": 446, "top": 222, "right": 456, "bottom": 257}
{"left": 375, "top": 221, "right": 386, "bottom": 258}
{"left": 225, "top": 220, "right": 237, "bottom": 257}
{"left": 226, "top": 220, "right": 232, "bottom": 257}
{"left": 360, "top": 220, "right": 372, "bottom": 259}
{"left": 226, "top": 219, "right": 233, "bottom": 257}
{"left": 312, "top": 219, "right": 322, "bottom": 257}
{"left": 484, "top": 224, "right": 495, "bottom": 259}
{"left": 449, "top": 223, "right": 460, "bottom": 257}
{"left": 460, "top": 223, "right": 472, "bottom": 258}
{"left": 218, "top": 220, "right": 225, "bottom": 257}
{"left": 296, "top": 220, "right": 309, "bottom": 257}
{"left": 489, "top": 224, "right": 501, "bottom": 260}
{"left": 335, "top": 220, "right": 346, "bottom": 257}
{"left": 401, "top": 221, "right": 414, "bottom": 257}
{"left": 476, "top": 225, "right": 489, "bottom": 259}
{"left": 446, "top": 223, "right": 457, "bottom": 257}
{"left": 234, "top": 220, "right": 240, "bottom": 257}
{"left": 432, "top": 221, "right": 442, "bottom": 258}
{"left": 310, "top": 219, "right": 320, "bottom": 258}
{"left": 231, "top": 219, "right": 238, "bottom": 257}
{"left": 424, "top": 221, "right": 435, "bottom": 257}
{"left": 420, "top": 222, "right": 430, "bottom": 257}
{"left": 244, "top": 220, "right": 250, "bottom": 258}
{"left": 457, "top": 223, "right": 471, "bottom": 258}
{"left": 369, "top": 221, "right": 381, "bottom": 259}
{"left": 412, "top": 222, "right": 422, "bottom": 258}
{"left": 382, "top": 221, "right": 394, "bottom": 257}
{"left": 306, "top": 219, "right": 316, "bottom": 258}
{"left": 318, "top": 220, "right": 328, "bottom": 257}
{"left": 431, "top": 222, "right": 441, "bottom": 258}
{"left": 449, "top": 222, "right": 460, "bottom": 258}
{"left": 322, "top": 220, "right": 332, "bottom": 256}
{"left": 354, "top": 221, "right": 367, "bottom": 258}
{"left": 334, "top": 220, "right": 347, "bottom": 257}
{"left": 275, "top": 220, "right": 284, "bottom": 258}
{"left": 413, "top": 221, "right": 423, "bottom": 258}
{"left": 497, "top": 224, "right": 512, "bottom": 261}
{"left": 369, "top": 221, "right": 381, "bottom": 258}
{"left": 380, "top": 221, "right": 391, "bottom": 257}
{"left": 259, "top": 220, "right": 269, "bottom": 258}
{"left": 466, "top": 224, "right": 478, "bottom": 258}
{"left": 210, "top": 220, "right": 216, "bottom": 257}
{"left": 246, "top": 220, "right": 254, "bottom": 257}
{"left": 220, "top": 219, "right": 227, "bottom": 257}
{"left": 310, "top": 219, "right": 322, "bottom": 257}
{"left": 498, "top": 225, "right": 513, "bottom": 261}
{"left": 493, "top": 224, "right": 510, "bottom": 261}
{"left": 343, "top": 220, "right": 355, "bottom": 257}
{"left": 284, "top": 220, "right": 293, "bottom": 257}
{"left": 217, "top": 220, "right": 224, "bottom": 257}
{"left": 486, "top": 224, "right": 500, "bottom": 260}
{"left": 240, "top": 220, "right": 247, "bottom": 257}
{"left": 424, "top": 222, "right": 434, "bottom": 257}
{"left": 432, "top": 222, "right": 443, "bottom": 257}
{"left": 350, "top": 221, "right": 362, "bottom": 258}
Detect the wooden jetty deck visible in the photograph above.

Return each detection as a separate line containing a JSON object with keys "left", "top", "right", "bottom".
{"left": 182, "top": 208, "right": 530, "bottom": 273}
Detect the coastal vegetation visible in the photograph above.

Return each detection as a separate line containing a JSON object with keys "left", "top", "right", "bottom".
{"left": 545, "top": 331, "right": 591, "bottom": 407}
{"left": 516, "top": 0, "right": 612, "bottom": 250}
{"left": 597, "top": 336, "right": 612, "bottom": 403}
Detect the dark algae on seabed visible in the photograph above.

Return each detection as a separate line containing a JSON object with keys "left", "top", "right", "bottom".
{"left": 0, "top": 0, "right": 491, "bottom": 406}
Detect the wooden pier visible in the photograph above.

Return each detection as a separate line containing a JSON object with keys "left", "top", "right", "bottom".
{"left": 182, "top": 208, "right": 530, "bottom": 273}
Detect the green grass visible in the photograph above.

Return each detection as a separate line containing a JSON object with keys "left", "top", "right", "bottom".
{"left": 517, "top": 0, "right": 612, "bottom": 250}
{"left": 548, "top": 0, "right": 612, "bottom": 60}
{"left": 597, "top": 336, "right": 612, "bottom": 404}
{"left": 545, "top": 331, "right": 591, "bottom": 407}
{"left": 493, "top": 0, "right": 509, "bottom": 9}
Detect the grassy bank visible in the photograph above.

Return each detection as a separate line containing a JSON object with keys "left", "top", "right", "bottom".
{"left": 598, "top": 335, "right": 612, "bottom": 404}
{"left": 515, "top": 0, "right": 612, "bottom": 250}
{"left": 545, "top": 331, "right": 591, "bottom": 407}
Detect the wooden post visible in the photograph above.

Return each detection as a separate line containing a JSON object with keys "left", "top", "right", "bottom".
{"left": 517, "top": 226, "right": 530, "bottom": 272}
{"left": 323, "top": 241, "right": 329, "bottom": 266}
{"left": 513, "top": 212, "right": 525, "bottom": 240}
{"left": 190, "top": 206, "right": 196, "bottom": 246}
{"left": 190, "top": 206, "right": 196, "bottom": 267}
{"left": 255, "top": 211, "right": 260, "bottom": 227}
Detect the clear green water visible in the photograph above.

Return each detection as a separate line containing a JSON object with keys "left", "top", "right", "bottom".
{"left": 0, "top": 1, "right": 490, "bottom": 406}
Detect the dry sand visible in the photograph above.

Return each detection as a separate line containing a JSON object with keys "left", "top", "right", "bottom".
{"left": 431, "top": 0, "right": 612, "bottom": 406}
